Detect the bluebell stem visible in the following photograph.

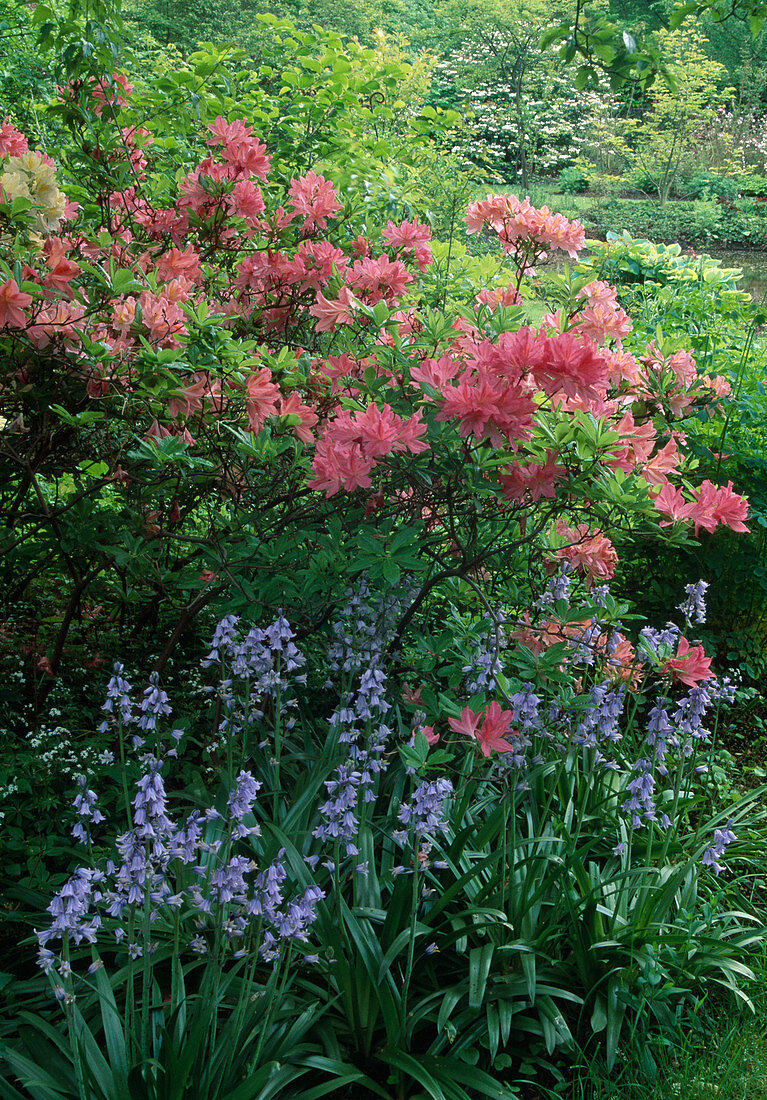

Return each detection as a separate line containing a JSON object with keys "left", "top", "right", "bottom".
{"left": 230, "top": 614, "right": 306, "bottom": 697}
{"left": 204, "top": 616, "right": 305, "bottom": 763}
{"left": 37, "top": 947, "right": 56, "bottom": 974}
{"left": 534, "top": 566, "right": 572, "bottom": 610}
{"left": 646, "top": 701, "right": 674, "bottom": 773}
{"left": 168, "top": 811, "right": 202, "bottom": 863}
{"left": 463, "top": 646, "right": 498, "bottom": 694}
{"left": 574, "top": 682, "right": 625, "bottom": 747}
{"left": 270, "top": 885, "right": 324, "bottom": 945}
{"left": 327, "top": 576, "right": 414, "bottom": 677}
{"left": 314, "top": 764, "right": 363, "bottom": 855}
{"left": 133, "top": 758, "right": 175, "bottom": 852}
{"left": 249, "top": 856, "right": 288, "bottom": 921}
{"left": 507, "top": 683, "right": 542, "bottom": 733}
{"left": 138, "top": 674, "right": 172, "bottom": 733}
{"left": 588, "top": 585, "right": 611, "bottom": 608}
{"left": 638, "top": 623, "right": 680, "bottom": 664}
{"left": 463, "top": 609, "right": 508, "bottom": 694}
{"left": 355, "top": 666, "right": 390, "bottom": 718}
{"left": 210, "top": 855, "right": 255, "bottom": 906}
{"left": 203, "top": 614, "right": 240, "bottom": 667}
{"left": 317, "top": 629, "right": 397, "bottom": 861}
{"left": 101, "top": 663, "right": 135, "bottom": 727}
{"left": 569, "top": 620, "right": 603, "bottom": 666}
{"left": 39, "top": 868, "right": 102, "bottom": 947}
{"left": 227, "top": 770, "right": 262, "bottom": 839}
{"left": 673, "top": 686, "right": 715, "bottom": 746}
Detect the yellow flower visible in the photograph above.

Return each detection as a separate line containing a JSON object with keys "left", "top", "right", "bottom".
{"left": 0, "top": 151, "right": 68, "bottom": 232}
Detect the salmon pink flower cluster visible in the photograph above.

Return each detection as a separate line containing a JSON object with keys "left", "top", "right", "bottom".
{"left": 448, "top": 702, "right": 518, "bottom": 756}
{"left": 662, "top": 637, "right": 714, "bottom": 688}
{"left": 575, "top": 280, "right": 633, "bottom": 347}
{"left": 465, "top": 192, "right": 586, "bottom": 260}
{"left": 309, "top": 404, "right": 429, "bottom": 495}
{"left": 553, "top": 522, "right": 619, "bottom": 586}
{"left": 0, "top": 119, "right": 28, "bottom": 157}
{"left": 654, "top": 479, "right": 749, "bottom": 535}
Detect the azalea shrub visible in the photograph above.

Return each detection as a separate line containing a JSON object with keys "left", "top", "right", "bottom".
{"left": 0, "top": 92, "right": 749, "bottom": 703}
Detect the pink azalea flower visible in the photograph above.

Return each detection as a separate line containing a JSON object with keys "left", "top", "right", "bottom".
{"left": 653, "top": 483, "right": 693, "bottom": 526}
{"left": 499, "top": 450, "right": 566, "bottom": 503}
{"left": 347, "top": 255, "right": 413, "bottom": 304}
{"left": 554, "top": 522, "right": 617, "bottom": 584}
{"left": 414, "top": 724, "right": 439, "bottom": 746}
{"left": 663, "top": 637, "right": 714, "bottom": 688}
{"left": 448, "top": 703, "right": 517, "bottom": 756}
{"left": 382, "top": 218, "right": 433, "bottom": 270}
{"left": 309, "top": 287, "right": 356, "bottom": 332}
{"left": 308, "top": 438, "right": 375, "bottom": 495}
{"left": 89, "top": 71, "right": 133, "bottom": 116}
{"left": 0, "top": 119, "right": 28, "bottom": 157}
{"left": 435, "top": 372, "right": 536, "bottom": 448}
{"left": 156, "top": 244, "right": 201, "bottom": 283}
{"left": 710, "top": 480, "right": 750, "bottom": 533}
{"left": 279, "top": 391, "right": 319, "bottom": 444}
{"left": 475, "top": 283, "right": 522, "bottom": 310}
{"left": 448, "top": 706, "right": 482, "bottom": 740}
{"left": 288, "top": 171, "right": 341, "bottom": 231}
{"left": 245, "top": 367, "right": 281, "bottom": 432}
{"left": 643, "top": 439, "right": 681, "bottom": 486}
{"left": 228, "top": 179, "right": 265, "bottom": 223}
{"left": 0, "top": 278, "right": 32, "bottom": 329}
{"left": 532, "top": 331, "right": 609, "bottom": 402}
{"left": 167, "top": 373, "right": 223, "bottom": 420}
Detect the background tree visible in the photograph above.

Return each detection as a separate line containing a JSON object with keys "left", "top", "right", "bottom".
{"left": 633, "top": 25, "right": 732, "bottom": 202}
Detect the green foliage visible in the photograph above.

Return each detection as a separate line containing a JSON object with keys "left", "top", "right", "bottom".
{"left": 581, "top": 233, "right": 747, "bottom": 289}
{"left": 559, "top": 163, "right": 592, "bottom": 194}
{"left": 680, "top": 172, "right": 741, "bottom": 200}
{"left": 0, "top": 0, "right": 57, "bottom": 136}
{"left": 735, "top": 173, "right": 767, "bottom": 196}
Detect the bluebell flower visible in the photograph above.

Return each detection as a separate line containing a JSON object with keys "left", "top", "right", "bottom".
{"left": 138, "top": 674, "right": 172, "bottom": 733}
{"left": 71, "top": 774, "right": 104, "bottom": 844}
{"left": 574, "top": 682, "right": 625, "bottom": 747}
{"left": 534, "top": 566, "right": 572, "bottom": 610}
{"left": 702, "top": 819, "right": 736, "bottom": 875}
{"left": 622, "top": 759, "right": 656, "bottom": 828}
{"left": 398, "top": 777, "right": 453, "bottom": 839}
{"left": 678, "top": 580, "right": 709, "bottom": 625}
{"left": 102, "top": 663, "right": 135, "bottom": 726}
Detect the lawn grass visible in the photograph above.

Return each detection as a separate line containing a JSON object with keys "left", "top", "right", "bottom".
{"left": 541, "top": 977, "right": 767, "bottom": 1099}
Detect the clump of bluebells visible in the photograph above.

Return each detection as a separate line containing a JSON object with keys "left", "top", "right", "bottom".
{"left": 38, "top": 616, "right": 324, "bottom": 1050}
{"left": 28, "top": 578, "right": 757, "bottom": 1092}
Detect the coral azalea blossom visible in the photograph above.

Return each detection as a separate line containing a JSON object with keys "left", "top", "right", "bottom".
{"left": 448, "top": 703, "right": 517, "bottom": 756}
{"left": 663, "top": 637, "right": 714, "bottom": 688}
